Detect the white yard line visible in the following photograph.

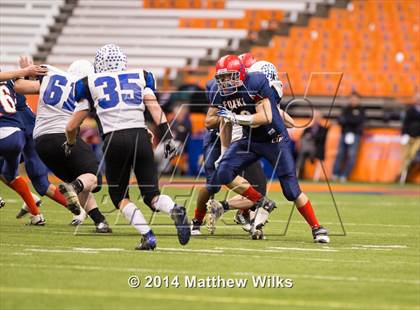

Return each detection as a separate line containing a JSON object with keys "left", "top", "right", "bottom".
{"left": 1, "top": 286, "right": 414, "bottom": 310}
{"left": 0, "top": 262, "right": 418, "bottom": 286}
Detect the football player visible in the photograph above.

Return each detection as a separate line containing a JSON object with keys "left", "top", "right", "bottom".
{"left": 198, "top": 55, "right": 295, "bottom": 235}
{"left": 16, "top": 60, "right": 112, "bottom": 232}
{"left": 3, "top": 57, "right": 87, "bottom": 224}
{"left": 206, "top": 55, "right": 329, "bottom": 243}
{"left": 65, "top": 44, "right": 190, "bottom": 250}
{"left": 0, "top": 68, "right": 46, "bottom": 224}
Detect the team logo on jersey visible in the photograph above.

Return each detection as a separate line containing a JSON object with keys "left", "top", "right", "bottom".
{"left": 221, "top": 97, "right": 246, "bottom": 110}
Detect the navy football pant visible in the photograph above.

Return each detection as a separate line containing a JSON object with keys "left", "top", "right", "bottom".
{"left": 0, "top": 130, "right": 25, "bottom": 182}
{"left": 217, "top": 138, "right": 302, "bottom": 201}
{"left": 0, "top": 131, "right": 50, "bottom": 195}
{"left": 204, "top": 138, "right": 267, "bottom": 196}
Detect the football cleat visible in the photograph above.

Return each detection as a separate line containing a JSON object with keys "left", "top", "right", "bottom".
{"left": 95, "top": 221, "right": 112, "bottom": 233}
{"left": 312, "top": 226, "right": 330, "bottom": 243}
{"left": 16, "top": 196, "right": 42, "bottom": 219}
{"left": 70, "top": 207, "right": 87, "bottom": 226}
{"left": 135, "top": 230, "right": 157, "bottom": 251}
{"left": 252, "top": 197, "right": 276, "bottom": 231}
{"left": 58, "top": 183, "right": 81, "bottom": 216}
{"left": 206, "top": 199, "right": 224, "bottom": 235}
{"left": 170, "top": 205, "right": 190, "bottom": 245}
{"left": 28, "top": 214, "right": 46, "bottom": 226}
{"left": 190, "top": 218, "right": 202, "bottom": 236}
{"left": 0, "top": 197, "right": 5, "bottom": 209}
{"left": 234, "top": 210, "right": 252, "bottom": 232}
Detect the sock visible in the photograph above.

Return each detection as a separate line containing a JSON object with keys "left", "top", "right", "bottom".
{"left": 241, "top": 208, "right": 250, "bottom": 216}
{"left": 220, "top": 200, "right": 230, "bottom": 212}
{"left": 49, "top": 187, "right": 67, "bottom": 207}
{"left": 71, "top": 179, "right": 84, "bottom": 194}
{"left": 88, "top": 208, "right": 105, "bottom": 225}
{"left": 297, "top": 200, "right": 320, "bottom": 229}
{"left": 241, "top": 186, "right": 263, "bottom": 203}
{"left": 9, "top": 177, "right": 40, "bottom": 215}
{"left": 153, "top": 195, "right": 175, "bottom": 214}
{"left": 122, "top": 203, "right": 151, "bottom": 235}
{"left": 194, "top": 207, "right": 206, "bottom": 224}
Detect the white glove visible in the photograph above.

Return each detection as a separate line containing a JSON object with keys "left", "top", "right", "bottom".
{"left": 401, "top": 134, "right": 410, "bottom": 145}
{"left": 216, "top": 106, "right": 237, "bottom": 124}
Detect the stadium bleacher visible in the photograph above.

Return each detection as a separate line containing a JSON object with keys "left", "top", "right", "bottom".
{"left": 0, "top": 0, "right": 64, "bottom": 70}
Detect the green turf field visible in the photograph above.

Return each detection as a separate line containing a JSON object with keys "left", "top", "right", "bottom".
{"left": 0, "top": 183, "right": 419, "bottom": 310}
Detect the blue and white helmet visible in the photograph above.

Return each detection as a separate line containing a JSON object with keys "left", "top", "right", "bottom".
{"left": 248, "top": 60, "right": 283, "bottom": 99}
{"left": 94, "top": 44, "right": 127, "bottom": 73}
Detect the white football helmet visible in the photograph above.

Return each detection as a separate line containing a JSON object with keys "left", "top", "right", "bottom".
{"left": 94, "top": 44, "right": 127, "bottom": 73}
{"left": 248, "top": 60, "right": 283, "bottom": 99}
{"left": 67, "top": 59, "right": 94, "bottom": 78}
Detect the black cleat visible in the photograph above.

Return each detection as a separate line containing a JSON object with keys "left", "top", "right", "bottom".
{"left": 171, "top": 205, "right": 190, "bottom": 245}
{"left": 135, "top": 230, "right": 157, "bottom": 251}
{"left": 95, "top": 221, "right": 112, "bottom": 233}
{"left": 190, "top": 218, "right": 202, "bottom": 236}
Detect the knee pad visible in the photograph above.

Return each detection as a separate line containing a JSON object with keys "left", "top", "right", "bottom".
{"left": 30, "top": 175, "right": 50, "bottom": 196}
{"left": 282, "top": 182, "right": 302, "bottom": 201}
{"left": 217, "top": 167, "right": 235, "bottom": 186}
{"left": 142, "top": 190, "right": 161, "bottom": 210}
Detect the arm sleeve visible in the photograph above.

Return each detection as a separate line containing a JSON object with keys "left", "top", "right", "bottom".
{"left": 143, "top": 70, "right": 157, "bottom": 96}
{"left": 74, "top": 77, "right": 94, "bottom": 111}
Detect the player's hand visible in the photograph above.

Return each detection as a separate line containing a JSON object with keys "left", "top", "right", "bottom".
{"left": 216, "top": 106, "right": 237, "bottom": 124}
{"left": 19, "top": 56, "right": 33, "bottom": 69}
{"left": 62, "top": 141, "right": 75, "bottom": 157}
{"left": 23, "top": 65, "right": 48, "bottom": 77}
{"left": 164, "top": 138, "right": 180, "bottom": 159}
{"left": 147, "top": 128, "right": 155, "bottom": 145}
{"left": 214, "top": 155, "right": 223, "bottom": 169}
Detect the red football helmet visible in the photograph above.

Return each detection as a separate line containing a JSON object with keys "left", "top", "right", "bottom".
{"left": 238, "top": 52, "right": 257, "bottom": 69}
{"left": 215, "top": 55, "right": 246, "bottom": 95}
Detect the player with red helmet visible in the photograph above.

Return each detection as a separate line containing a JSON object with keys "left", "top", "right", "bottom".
{"left": 204, "top": 54, "right": 329, "bottom": 243}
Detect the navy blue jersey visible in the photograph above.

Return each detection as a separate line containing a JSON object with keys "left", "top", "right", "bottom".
{"left": 207, "top": 72, "right": 288, "bottom": 142}
{"left": 10, "top": 81, "right": 36, "bottom": 134}
{"left": 0, "top": 80, "right": 24, "bottom": 129}
{"left": 203, "top": 79, "right": 220, "bottom": 146}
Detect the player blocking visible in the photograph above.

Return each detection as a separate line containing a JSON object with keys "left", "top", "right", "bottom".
{"left": 65, "top": 44, "right": 191, "bottom": 250}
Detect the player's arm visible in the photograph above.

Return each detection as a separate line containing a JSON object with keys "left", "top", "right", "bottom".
{"left": 13, "top": 79, "right": 41, "bottom": 95}
{"left": 64, "top": 77, "right": 91, "bottom": 153}
{"left": 219, "top": 118, "right": 232, "bottom": 152}
{"left": 279, "top": 108, "right": 295, "bottom": 128}
{"left": 0, "top": 66, "right": 47, "bottom": 82}
{"left": 205, "top": 106, "right": 220, "bottom": 129}
{"left": 65, "top": 109, "right": 90, "bottom": 146}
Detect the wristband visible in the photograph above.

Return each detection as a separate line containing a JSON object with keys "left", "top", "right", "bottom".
{"left": 157, "top": 122, "right": 172, "bottom": 141}
{"left": 234, "top": 114, "right": 253, "bottom": 126}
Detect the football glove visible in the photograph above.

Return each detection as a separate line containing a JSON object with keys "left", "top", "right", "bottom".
{"left": 164, "top": 138, "right": 179, "bottom": 159}
{"left": 62, "top": 141, "right": 75, "bottom": 157}
{"left": 216, "top": 106, "right": 237, "bottom": 124}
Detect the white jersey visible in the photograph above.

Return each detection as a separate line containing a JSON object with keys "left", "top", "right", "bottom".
{"left": 33, "top": 65, "right": 78, "bottom": 139}
{"left": 75, "top": 69, "right": 155, "bottom": 134}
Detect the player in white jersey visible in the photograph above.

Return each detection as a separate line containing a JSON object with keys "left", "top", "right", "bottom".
{"left": 32, "top": 61, "right": 111, "bottom": 232}
{"left": 65, "top": 44, "right": 190, "bottom": 250}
